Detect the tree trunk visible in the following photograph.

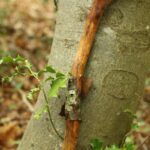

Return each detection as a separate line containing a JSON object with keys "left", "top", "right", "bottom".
{"left": 17, "top": 0, "right": 150, "bottom": 149}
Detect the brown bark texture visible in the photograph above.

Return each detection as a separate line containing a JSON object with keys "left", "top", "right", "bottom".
{"left": 63, "top": 0, "right": 113, "bottom": 150}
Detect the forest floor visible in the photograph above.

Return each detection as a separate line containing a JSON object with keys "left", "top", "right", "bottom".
{"left": 0, "top": 0, "right": 150, "bottom": 150}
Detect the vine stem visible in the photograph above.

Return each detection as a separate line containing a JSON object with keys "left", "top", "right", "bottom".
{"left": 42, "top": 88, "right": 64, "bottom": 140}
{"left": 28, "top": 65, "right": 63, "bottom": 140}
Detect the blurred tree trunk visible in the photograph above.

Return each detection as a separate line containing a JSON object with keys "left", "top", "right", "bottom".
{"left": 17, "top": 0, "right": 150, "bottom": 149}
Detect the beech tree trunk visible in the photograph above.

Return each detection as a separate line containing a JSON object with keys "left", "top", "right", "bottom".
{"left": 18, "top": 0, "right": 150, "bottom": 150}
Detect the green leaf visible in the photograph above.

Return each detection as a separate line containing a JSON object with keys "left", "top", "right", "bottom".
{"left": 0, "top": 56, "right": 14, "bottom": 64}
{"left": 56, "top": 72, "right": 65, "bottom": 78}
{"left": 24, "top": 60, "right": 32, "bottom": 69}
{"left": 33, "top": 105, "right": 47, "bottom": 120}
{"left": 38, "top": 70, "right": 45, "bottom": 76}
{"left": 27, "top": 92, "right": 33, "bottom": 101}
{"left": 38, "top": 65, "right": 56, "bottom": 76}
{"left": 33, "top": 112, "right": 41, "bottom": 120}
{"left": 131, "top": 123, "right": 139, "bottom": 131}
{"left": 105, "top": 145, "right": 120, "bottom": 150}
{"left": 0, "top": 55, "right": 25, "bottom": 65}
{"left": 2, "top": 76, "right": 13, "bottom": 82}
{"left": 27, "top": 88, "right": 40, "bottom": 100}
{"left": 90, "top": 139, "right": 103, "bottom": 150}
{"left": 0, "top": 59, "right": 3, "bottom": 64}
{"left": 23, "top": 60, "right": 38, "bottom": 78}
{"left": 45, "top": 76, "right": 54, "bottom": 82}
{"left": 14, "top": 55, "right": 25, "bottom": 62}
{"left": 124, "top": 143, "right": 135, "bottom": 150}
{"left": 45, "top": 66, "right": 56, "bottom": 73}
{"left": 48, "top": 77, "right": 67, "bottom": 98}
{"left": 124, "top": 137, "right": 135, "bottom": 150}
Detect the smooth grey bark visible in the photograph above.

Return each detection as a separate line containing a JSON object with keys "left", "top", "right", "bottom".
{"left": 18, "top": 0, "right": 150, "bottom": 150}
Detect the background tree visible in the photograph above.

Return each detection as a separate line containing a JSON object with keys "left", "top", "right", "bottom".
{"left": 17, "top": 0, "right": 150, "bottom": 149}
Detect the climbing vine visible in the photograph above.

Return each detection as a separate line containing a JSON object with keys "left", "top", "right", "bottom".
{"left": 0, "top": 55, "right": 68, "bottom": 140}
{"left": 0, "top": 55, "right": 145, "bottom": 149}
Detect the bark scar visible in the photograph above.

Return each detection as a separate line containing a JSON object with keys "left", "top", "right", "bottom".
{"left": 102, "top": 70, "right": 139, "bottom": 100}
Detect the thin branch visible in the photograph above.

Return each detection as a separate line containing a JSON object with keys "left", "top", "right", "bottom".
{"left": 136, "top": 134, "right": 150, "bottom": 150}
{"left": 19, "top": 90, "right": 34, "bottom": 112}
{"left": 42, "top": 88, "right": 64, "bottom": 140}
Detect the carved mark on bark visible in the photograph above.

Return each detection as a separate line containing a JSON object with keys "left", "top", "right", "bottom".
{"left": 117, "top": 30, "right": 150, "bottom": 53}
{"left": 136, "top": 0, "right": 150, "bottom": 7}
{"left": 102, "top": 70, "right": 139, "bottom": 100}
{"left": 103, "top": 7, "right": 124, "bottom": 27}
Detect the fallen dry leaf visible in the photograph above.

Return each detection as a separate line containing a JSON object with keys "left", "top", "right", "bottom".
{"left": 0, "top": 122, "right": 22, "bottom": 148}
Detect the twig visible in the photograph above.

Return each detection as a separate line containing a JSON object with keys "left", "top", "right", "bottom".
{"left": 63, "top": 0, "right": 113, "bottom": 150}
{"left": 42, "top": 88, "right": 64, "bottom": 140}
{"left": 136, "top": 134, "right": 150, "bottom": 150}
{"left": 19, "top": 90, "right": 34, "bottom": 112}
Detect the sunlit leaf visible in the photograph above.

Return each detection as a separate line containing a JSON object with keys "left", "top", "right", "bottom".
{"left": 56, "top": 72, "right": 65, "bottom": 78}
{"left": 48, "top": 77, "right": 67, "bottom": 98}
{"left": 0, "top": 56, "right": 14, "bottom": 64}
{"left": 33, "top": 105, "right": 47, "bottom": 120}
{"left": 2, "top": 76, "right": 13, "bottom": 82}
{"left": 124, "top": 137, "right": 135, "bottom": 150}
{"left": 14, "top": 55, "right": 25, "bottom": 62}
{"left": 27, "top": 87, "right": 40, "bottom": 100}
{"left": 38, "top": 65, "right": 56, "bottom": 76}
{"left": 45, "top": 76, "right": 54, "bottom": 82}
{"left": 24, "top": 60, "right": 32, "bottom": 70}
{"left": 45, "top": 66, "right": 56, "bottom": 73}
{"left": 90, "top": 139, "right": 103, "bottom": 150}
{"left": 0, "top": 59, "right": 3, "bottom": 64}
{"left": 105, "top": 145, "right": 120, "bottom": 150}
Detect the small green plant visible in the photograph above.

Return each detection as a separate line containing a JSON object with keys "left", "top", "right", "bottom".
{"left": 0, "top": 55, "right": 68, "bottom": 140}
{"left": 90, "top": 139, "right": 103, "bottom": 150}
{"left": 90, "top": 136, "right": 135, "bottom": 150}
{"left": 90, "top": 111, "right": 144, "bottom": 150}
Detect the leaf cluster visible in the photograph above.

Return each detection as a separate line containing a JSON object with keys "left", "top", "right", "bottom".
{"left": 90, "top": 137, "right": 135, "bottom": 150}
{"left": 0, "top": 55, "right": 67, "bottom": 140}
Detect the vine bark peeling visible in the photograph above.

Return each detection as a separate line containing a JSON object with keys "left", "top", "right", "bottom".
{"left": 18, "top": 0, "right": 150, "bottom": 150}
{"left": 63, "top": 0, "right": 113, "bottom": 150}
